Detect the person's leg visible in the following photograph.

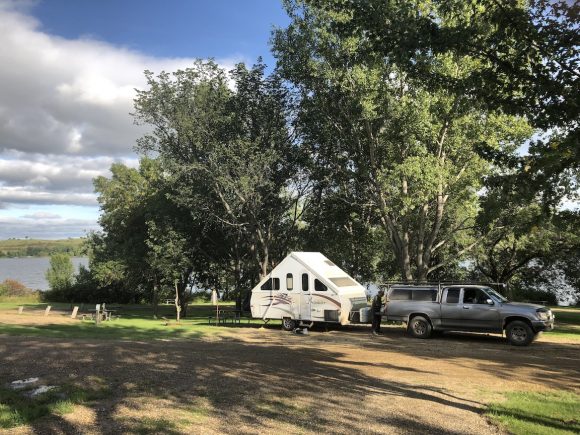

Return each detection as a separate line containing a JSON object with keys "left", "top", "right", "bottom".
{"left": 371, "top": 314, "right": 378, "bottom": 333}
{"left": 376, "top": 315, "right": 381, "bottom": 333}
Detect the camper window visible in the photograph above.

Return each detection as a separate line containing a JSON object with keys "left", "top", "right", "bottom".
{"left": 329, "top": 277, "right": 356, "bottom": 287}
{"left": 314, "top": 279, "right": 327, "bottom": 292}
{"left": 261, "top": 278, "right": 280, "bottom": 291}
{"left": 302, "top": 273, "right": 309, "bottom": 291}
{"left": 286, "top": 273, "right": 293, "bottom": 291}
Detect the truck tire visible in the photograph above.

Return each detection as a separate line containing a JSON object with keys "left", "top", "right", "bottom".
{"left": 506, "top": 320, "right": 534, "bottom": 346}
{"left": 408, "top": 315, "right": 432, "bottom": 339}
{"left": 282, "top": 318, "right": 297, "bottom": 331}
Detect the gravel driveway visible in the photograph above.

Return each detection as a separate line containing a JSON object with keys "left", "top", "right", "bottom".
{"left": 1, "top": 323, "right": 578, "bottom": 434}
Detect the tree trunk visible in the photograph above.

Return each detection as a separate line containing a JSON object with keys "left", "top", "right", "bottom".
{"left": 152, "top": 282, "right": 159, "bottom": 319}
{"left": 174, "top": 280, "right": 181, "bottom": 324}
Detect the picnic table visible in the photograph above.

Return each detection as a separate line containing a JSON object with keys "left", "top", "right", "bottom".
{"left": 207, "top": 309, "right": 249, "bottom": 326}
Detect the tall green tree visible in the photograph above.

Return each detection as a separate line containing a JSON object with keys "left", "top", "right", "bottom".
{"left": 133, "top": 60, "right": 308, "bottom": 306}
{"left": 310, "top": 0, "right": 579, "bottom": 200}
{"left": 46, "top": 253, "right": 74, "bottom": 291}
{"left": 274, "top": 1, "right": 533, "bottom": 281}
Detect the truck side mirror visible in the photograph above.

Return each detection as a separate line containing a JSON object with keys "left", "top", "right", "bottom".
{"left": 486, "top": 299, "right": 494, "bottom": 305}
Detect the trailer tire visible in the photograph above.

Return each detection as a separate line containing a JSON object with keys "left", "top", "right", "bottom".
{"left": 408, "top": 315, "right": 432, "bottom": 339}
{"left": 282, "top": 318, "right": 297, "bottom": 331}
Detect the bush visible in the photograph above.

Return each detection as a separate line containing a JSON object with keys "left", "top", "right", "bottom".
{"left": 511, "top": 286, "right": 558, "bottom": 305}
{"left": 0, "top": 279, "right": 33, "bottom": 297}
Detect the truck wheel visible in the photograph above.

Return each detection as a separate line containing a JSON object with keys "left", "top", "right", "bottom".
{"left": 506, "top": 321, "right": 534, "bottom": 346}
{"left": 282, "top": 318, "right": 297, "bottom": 331}
{"left": 408, "top": 316, "right": 432, "bottom": 339}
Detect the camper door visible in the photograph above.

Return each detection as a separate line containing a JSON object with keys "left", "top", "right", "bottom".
{"left": 299, "top": 271, "right": 311, "bottom": 320}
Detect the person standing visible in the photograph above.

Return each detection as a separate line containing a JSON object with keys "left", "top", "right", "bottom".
{"left": 371, "top": 289, "right": 385, "bottom": 335}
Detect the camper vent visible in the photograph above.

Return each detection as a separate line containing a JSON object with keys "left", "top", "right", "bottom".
{"left": 324, "top": 260, "right": 336, "bottom": 267}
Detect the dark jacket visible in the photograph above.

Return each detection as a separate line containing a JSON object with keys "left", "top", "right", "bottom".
{"left": 371, "top": 294, "right": 383, "bottom": 314}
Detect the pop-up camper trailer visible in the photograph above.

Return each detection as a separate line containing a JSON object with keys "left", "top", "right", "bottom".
{"left": 250, "top": 252, "right": 368, "bottom": 330}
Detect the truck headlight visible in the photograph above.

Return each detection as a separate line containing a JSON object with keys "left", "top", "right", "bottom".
{"left": 536, "top": 311, "right": 549, "bottom": 321}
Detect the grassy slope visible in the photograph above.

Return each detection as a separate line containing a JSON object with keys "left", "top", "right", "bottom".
{"left": 0, "top": 239, "right": 85, "bottom": 258}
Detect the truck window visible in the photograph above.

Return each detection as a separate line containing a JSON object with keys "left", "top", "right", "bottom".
{"left": 314, "top": 279, "right": 327, "bottom": 291}
{"left": 463, "top": 288, "right": 488, "bottom": 304}
{"left": 389, "top": 289, "right": 412, "bottom": 300}
{"left": 302, "top": 273, "right": 309, "bottom": 291}
{"left": 261, "top": 278, "right": 280, "bottom": 291}
{"left": 286, "top": 274, "right": 293, "bottom": 291}
{"left": 412, "top": 290, "right": 437, "bottom": 301}
{"left": 445, "top": 288, "right": 460, "bottom": 303}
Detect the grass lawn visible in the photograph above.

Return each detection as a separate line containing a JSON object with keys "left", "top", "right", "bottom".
{"left": 486, "top": 391, "right": 580, "bottom": 435}
{"left": 544, "top": 307, "right": 580, "bottom": 341}
{"left": 0, "top": 300, "right": 279, "bottom": 341}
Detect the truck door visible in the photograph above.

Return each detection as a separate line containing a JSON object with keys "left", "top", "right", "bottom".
{"left": 299, "top": 272, "right": 311, "bottom": 320}
{"left": 440, "top": 288, "right": 464, "bottom": 328}
{"left": 460, "top": 287, "right": 501, "bottom": 331}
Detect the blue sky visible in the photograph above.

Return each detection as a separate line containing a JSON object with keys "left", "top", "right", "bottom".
{"left": 0, "top": 0, "right": 289, "bottom": 239}
{"left": 31, "top": 0, "right": 288, "bottom": 64}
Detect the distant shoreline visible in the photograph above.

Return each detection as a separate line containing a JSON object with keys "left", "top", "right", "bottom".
{"left": 0, "top": 238, "right": 85, "bottom": 259}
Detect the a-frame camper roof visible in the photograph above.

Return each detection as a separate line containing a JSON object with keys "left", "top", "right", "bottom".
{"left": 288, "top": 252, "right": 358, "bottom": 283}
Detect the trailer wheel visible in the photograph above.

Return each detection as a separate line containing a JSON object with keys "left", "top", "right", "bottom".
{"left": 282, "top": 318, "right": 297, "bottom": 331}
{"left": 408, "top": 315, "right": 432, "bottom": 339}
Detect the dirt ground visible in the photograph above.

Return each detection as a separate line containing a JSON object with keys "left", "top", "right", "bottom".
{"left": 1, "top": 318, "right": 579, "bottom": 435}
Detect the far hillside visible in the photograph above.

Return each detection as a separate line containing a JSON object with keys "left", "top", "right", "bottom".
{"left": 0, "top": 238, "right": 86, "bottom": 258}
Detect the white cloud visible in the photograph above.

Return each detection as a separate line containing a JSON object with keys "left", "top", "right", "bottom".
{"left": 0, "top": 214, "right": 99, "bottom": 239}
{"left": 0, "top": 4, "right": 240, "bottom": 157}
{"left": 21, "top": 211, "right": 61, "bottom": 219}
{"left": 0, "top": 1, "right": 243, "bottom": 235}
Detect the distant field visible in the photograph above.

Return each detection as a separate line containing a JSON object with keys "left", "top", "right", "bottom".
{"left": 0, "top": 239, "right": 85, "bottom": 258}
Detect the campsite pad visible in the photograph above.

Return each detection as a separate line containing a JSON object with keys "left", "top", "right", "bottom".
{"left": 1, "top": 322, "right": 579, "bottom": 434}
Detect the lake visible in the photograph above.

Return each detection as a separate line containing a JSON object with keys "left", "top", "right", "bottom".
{"left": 0, "top": 257, "right": 89, "bottom": 291}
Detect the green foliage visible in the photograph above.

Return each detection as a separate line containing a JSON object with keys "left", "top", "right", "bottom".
{"left": 273, "top": 1, "right": 533, "bottom": 281}
{"left": 45, "top": 254, "right": 74, "bottom": 291}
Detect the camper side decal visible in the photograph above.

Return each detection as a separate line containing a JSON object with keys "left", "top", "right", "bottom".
{"left": 261, "top": 294, "right": 292, "bottom": 306}
{"left": 260, "top": 294, "right": 294, "bottom": 316}
{"left": 311, "top": 294, "right": 341, "bottom": 308}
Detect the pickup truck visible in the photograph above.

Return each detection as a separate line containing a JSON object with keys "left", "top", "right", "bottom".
{"left": 384, "top": 284, "right": 554, "bottom": 346}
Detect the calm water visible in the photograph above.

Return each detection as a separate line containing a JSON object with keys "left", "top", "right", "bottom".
{"left": 0, "top": 257, "right": 89, "bottom": 291}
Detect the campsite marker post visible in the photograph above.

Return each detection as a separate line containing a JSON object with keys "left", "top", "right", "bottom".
{"left": 95, "top": 304, "right": 101, "bottom": 325}
{"left": 211, "top": 289, "right": 218, "bottom": 324}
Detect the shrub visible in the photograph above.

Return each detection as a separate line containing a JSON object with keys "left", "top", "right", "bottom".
{"left": 0, "top": 279, "right": 33, "bottom": 297}
{"left": 511, "top": 286, "right": 558, "bottom": 305}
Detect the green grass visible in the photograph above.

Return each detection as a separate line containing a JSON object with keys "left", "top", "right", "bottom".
{"left": 543, "top": 307, "right": 580, "bottom": 341}
{"left": 0, "top": 383, "right": 109, "bottom": 429}
{"left": 0, "top": 301, "right": 279, "bottom": 341}
{"left": 487, "top": 391, "right": 580, "bottom": 435}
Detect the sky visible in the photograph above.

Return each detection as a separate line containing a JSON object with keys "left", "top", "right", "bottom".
{"left": 0, "top": 0, "right": 289, "bottom": 239}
